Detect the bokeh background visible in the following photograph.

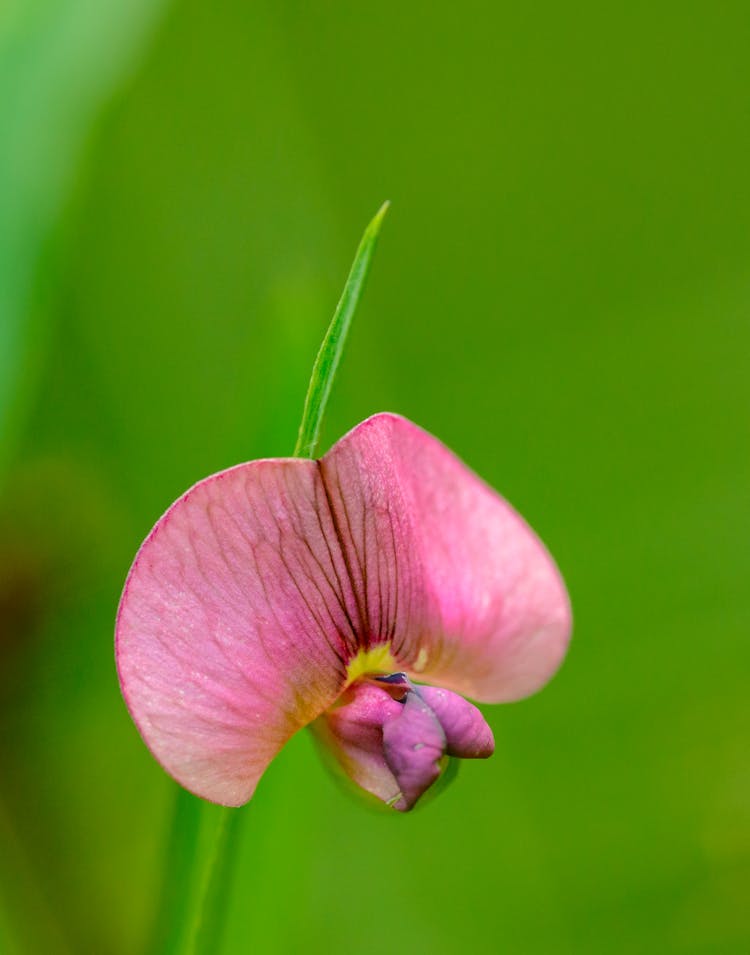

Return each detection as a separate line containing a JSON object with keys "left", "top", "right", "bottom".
{"left": 2, "top": 2, "right": 749, "bottom": 952}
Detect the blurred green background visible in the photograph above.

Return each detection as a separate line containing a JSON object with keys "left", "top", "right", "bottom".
{"left": 2, "top": 1, "right": 749, "bottom": 952}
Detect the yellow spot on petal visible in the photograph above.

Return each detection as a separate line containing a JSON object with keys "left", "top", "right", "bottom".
{"left": 345, "top": 643, "right": 398, "bottom": 685}
{"left": 413, "top": 647, "right": 429, "bottom": 672}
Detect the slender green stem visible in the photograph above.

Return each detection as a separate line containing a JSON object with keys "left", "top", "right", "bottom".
{"left": 293, "top": 201, "right": 390, "bottom": 458}
{"left": 148, "top": 796, "right": 241, "bottom": 955}
{"left": 187, "top": 808, "right": 243, "bottom": 955}
{"left": 147, "top": 203, "right": 389, "bottom": 955}
{"left": 147, "top": 788, "right": 203, "bottom": 955}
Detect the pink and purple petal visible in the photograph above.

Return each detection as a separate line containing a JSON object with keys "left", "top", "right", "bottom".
{"left": 312, "top": 682, "right": 404, "bottom": 806}
{"left": 316, "top": 676, "right": 493, "bottom": 811}
{"left": 381, "top": 691, "right": 446, "bottom": 810}
{"left": 314, "top": 679, "right": 448, "bottom": 812}
{"left": 416, "top": 685, "right": 494, "bottom": 759}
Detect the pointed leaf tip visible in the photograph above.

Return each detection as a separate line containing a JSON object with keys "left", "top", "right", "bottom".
{"left": 293, "top": 202, "right": 390, "bottom": 459}
{"left": 369, "top": 200, "right": 391, "bottom": 231}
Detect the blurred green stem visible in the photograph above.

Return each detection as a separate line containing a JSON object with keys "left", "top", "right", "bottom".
{"left": 147, "top": 204, "right": 387, "bottom": 954}
{"left": 147, "top": 788, "right": 201, "bottom": 955}
{"left": 190, "top": 808, "right": 243, "bottom": 955}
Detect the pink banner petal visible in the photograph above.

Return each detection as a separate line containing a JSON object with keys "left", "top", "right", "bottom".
{"left": 323, "top": 414, "right": 571, "bottom": 703}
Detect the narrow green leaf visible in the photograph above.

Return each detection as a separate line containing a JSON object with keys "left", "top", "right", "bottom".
{"left": 293, "top": 201, "right": 390, "bottom": 458}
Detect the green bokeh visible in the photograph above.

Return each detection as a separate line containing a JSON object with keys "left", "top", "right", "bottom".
{"left": 1, "top": 1, "right": 749, "bottom": 952}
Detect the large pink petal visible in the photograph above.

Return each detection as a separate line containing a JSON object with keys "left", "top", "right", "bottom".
{"left": 116, "top": 459, "right": 360, "bottom": 806}
{"left": 321, "top": 414, "right": 571, "bottom": 703}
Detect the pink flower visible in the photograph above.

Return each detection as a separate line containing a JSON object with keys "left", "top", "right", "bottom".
{"left": 116, "top": 414, "right": 571, "bottom": 811}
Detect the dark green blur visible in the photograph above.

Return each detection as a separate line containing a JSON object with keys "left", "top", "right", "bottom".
{"left": 1, "top": 2, "right": 749, "bottom": 952}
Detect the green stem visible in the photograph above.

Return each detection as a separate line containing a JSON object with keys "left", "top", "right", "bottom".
{"left": 148, "top": 795, "right": 242, "bottom": 955}
{"left": 146, "top": 203, "right": 388, "bottom": 955}
{"left": 293, "top": 201, "right": 389, "bottom": 458}
{"left": 188, "top": 808, "right": 243, "bottom": 955}
{"left": 147, "top": 787, "right": 203, "bottom": 955}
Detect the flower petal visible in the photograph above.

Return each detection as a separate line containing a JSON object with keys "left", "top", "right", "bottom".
{"left": 314, "top": 680, "right": 448, "bottom": 811}
{"left": 116, "top": 459, "right": 360, "bottom": 806}
{"left": 381, "top": 691, "right": 446, "bottom": 810}
{"left": 416, "top": 686, "right": 494, "bottom": 759}
{"left": 312, "top": 682, "right": 404, "bottom": 806}
{"left": 321, "top": 414, "right": 571, "bottom": 703}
